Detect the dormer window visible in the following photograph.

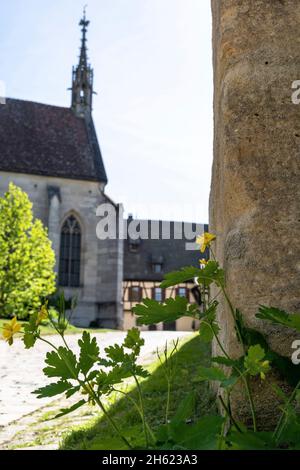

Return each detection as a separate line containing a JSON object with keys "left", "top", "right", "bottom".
{"left": 152, "top": 263, "right": 162, "bottom": 273}
{"left": 129, "top": 239, "right": 141, "bottom": 253}
{"left": 151, "top": 255, "right": 164, "bottom": 274}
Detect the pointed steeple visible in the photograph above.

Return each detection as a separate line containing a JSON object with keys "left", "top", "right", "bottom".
{"left": 71, "top": 7, "right": 94, "bottom": 117}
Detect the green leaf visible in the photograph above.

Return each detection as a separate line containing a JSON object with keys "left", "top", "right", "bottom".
{"left": 23, "top": 331, "right": 37, "bottom": 349}
{"left": 104, "top": 344, "right": 126, "bottom": 363}
{"left": 171, "top": 416, "right": 224, "bottom": 450}
{"left": 33, "top": 380, "right": 73, "bottom": 399}
{"left": 66, "top": 385, "right": 80, "bottom": 398}
{"left": 236, "top": 312, "right": 300, "bottom": 387}
{"left": 244, "top": 345, "right": 270, "bottom": 378}
{"left": 196, "top": 261, "right": 225, "bottom": 287}
{"left": 211, "top": 356, "right": 239, "bottom": 368}
{"left": 199, "top": 301, "right": 220, "bottom": 342}
{"left": 221, "top": 374, "right": 239, "bottom": 389}
{"left": 78, "top": 331, "right": 100, "bottom": 375}
{"left": 123, "top": 327, "right": 144, "bottom": 356}
{"left": 267, "top": 350, "right": 300, "bottom": 387}
{"left": 199, "top": 321, "right": 214, "bottom": 343}
{"left": 198, "top": 365, "right": 238, "bottom": 389}
{"left": 53, "top": 399, "right": 86, "bottom": 419}
{"left": 198, "top": 366, "right": 227, "bottom": 382}
{"left": 171, "top": 392, "right": 196, "bottom": 425}
{"left": 160, "top": 267, "right": 202, "bottom": 288}
{"left": 228, "top": 431, "right": 275, "bottom": 450}
{"left": 204, "top": 301, "right": 219, "bottom": 320}
{"left": 247, "top": 344, "right": 265, "bottom": 361}
{"left": 160, "top": 262, "right": 224, "bottom": 289}
{"left": 270, "top": 384, "right": 289, "bottom": 404}
{"left": 43, "top": 347, "right": 78, "bottom": 380}
{"left": 155, "top": 424, "right": 169, "bottom": 444}
{"left": 96, "top": 365, "right": 133, "bottom": 393}
{"left": 278, "top": 411, "right": 300, "bottom": 446}
{"left": 133, "top": 365, "right": 150, "bottom": 378}
{"left": 134, "top": 296, "right": 189, "bottom": 326}
{"left": 257, "top": 305, "right": 300, "bottom": 332}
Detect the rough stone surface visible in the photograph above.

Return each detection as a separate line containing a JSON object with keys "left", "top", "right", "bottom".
{"left": 210, "top": 0, "right": 300, "bottom": 425}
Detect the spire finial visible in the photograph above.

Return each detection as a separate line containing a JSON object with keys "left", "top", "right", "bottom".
{"left": 80, "top": 5, "right": 89, "bottom": 33}
{"left": 70, "top": 7, "right": 94, "bottom": 117}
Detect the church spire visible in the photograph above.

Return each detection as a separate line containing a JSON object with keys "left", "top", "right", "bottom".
{"left": 71, "top": 7, "right": 94, "bottom": 117}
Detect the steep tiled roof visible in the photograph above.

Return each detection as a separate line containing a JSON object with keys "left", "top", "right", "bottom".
{"left": 123, "top": 220, "right": 209, "bottom": 281}
{"left": 0, "top": 98, "right": 107, "bottom": 183}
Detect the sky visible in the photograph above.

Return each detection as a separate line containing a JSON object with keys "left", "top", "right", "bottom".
{"left": 0, "top": 0, "right": 213, "bottom": 224}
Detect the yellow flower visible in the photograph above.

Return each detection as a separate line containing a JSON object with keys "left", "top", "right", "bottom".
{"left": 2, "top": 317, "right": 21, "bottom": 345}
{"left": 199, "top": 258, "right": 208, "bottom": 266}
{"left": 260, "top": 360, "right": 270, "bottom": 380}
{"left": 196, "top": 232, "right": 216, "bottom": 253}
{"left": 36, "top": 304, "right": 48, "bottom": 325}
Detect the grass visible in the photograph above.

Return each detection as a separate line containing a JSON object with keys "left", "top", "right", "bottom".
{"left": 0, "top": 318, "right": 113, "bottom": 339}
{"left": 61, "top": 334, "right": 215, "bottom": 450}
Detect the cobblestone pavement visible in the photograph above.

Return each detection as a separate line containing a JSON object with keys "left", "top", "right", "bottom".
{"left": 0, "top": 331, "right": 191, "bottom": 449}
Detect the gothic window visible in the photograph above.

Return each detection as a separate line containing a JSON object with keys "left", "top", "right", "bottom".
{"left": 59, "top": 215, "right": 81, "bottom": 287}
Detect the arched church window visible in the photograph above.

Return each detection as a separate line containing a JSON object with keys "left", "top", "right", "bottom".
{"left": 59, "top": 215, "right": 81, "bottom": 287}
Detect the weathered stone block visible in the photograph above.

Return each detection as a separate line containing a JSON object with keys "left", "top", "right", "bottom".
{"left": 210, "top": 0, "right": 300, "bottom": 426}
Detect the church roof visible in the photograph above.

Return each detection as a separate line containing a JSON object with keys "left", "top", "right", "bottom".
{"left": 123, "top": 220, "right": 209, "bottom": 282}
{"left": 0, "top": 98, "right": 108, "bottom": 183}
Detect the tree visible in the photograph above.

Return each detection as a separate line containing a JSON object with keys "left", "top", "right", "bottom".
{"left": 0, "top": 183, "right": 56, "bottom": 319}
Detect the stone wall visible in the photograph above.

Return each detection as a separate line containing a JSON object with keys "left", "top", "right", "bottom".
{"left": 210, "top": 0, "right": 300, "bottom": 425}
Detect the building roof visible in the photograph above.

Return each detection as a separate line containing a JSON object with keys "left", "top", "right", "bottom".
{"left": 0, "top": 98, "right": 107, "bottom": 183}
{"left": 123, "top": 219, "right": 209, "bottom": 282}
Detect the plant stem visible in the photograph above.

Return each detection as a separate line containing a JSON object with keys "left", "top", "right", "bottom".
{"left": 113, "top": 387, "right": 156, "bottom": 445}
{"left": 38, "top": 335, "right": 132, "bottom": 449}
{"left": 243, "top": 376, "right": 257, "bottom": 432}
{"left": 91, "top": 391, "right": 133, "bottom": 449}
{"left": 133, "top": 375, "right": 149, "bottom": 448}
{"left": 37, "top": 335, "right": 59, "bottom": 352}
{"left": 273, "top": 379, "right": 300, "bottom": 442}
{"left": 203, "top": 250, "right": 258, "bottom": 433}
{"left": 165, "top": 380, "right": 171, "bottom": 425}
{"left": 218, "top": 394, "right": 242, "bottom": 433}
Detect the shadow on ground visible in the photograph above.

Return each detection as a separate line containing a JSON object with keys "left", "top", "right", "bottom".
{"left": 61, "top": 335, "right": 215, "bottom": 450}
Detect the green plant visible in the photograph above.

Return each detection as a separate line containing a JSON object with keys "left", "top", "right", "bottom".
{"left": 0, "top": 183, "right": 56, "bottom": 319}
{"left": 132, "top": 232, "right": 300, "bottom": 450}
{"left": 3, "top": 231, "right": 300, "bottom": 450}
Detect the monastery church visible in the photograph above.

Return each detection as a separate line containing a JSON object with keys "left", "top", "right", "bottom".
{"left": 0, "top": 13, "right": 203, "bottom": 330}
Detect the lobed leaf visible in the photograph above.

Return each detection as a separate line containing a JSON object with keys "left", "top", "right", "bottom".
{"left": 78, "top": 331, "right": 100, "bottom": 376}
{"left": 257, "top": 305, "right": 300, "bottom": 332}
{"left": 134, "top": 296, "right": 190, "bottom": 326}
{"left": 43, "top": 347, "right": 78, "bottom": 380}
{"left": 160, "top": 267, "right": 203, "bottom": 288}
{"left": 171, "top": 392, "right": 196, "bottom": 425}
{"left": 33, "top": 380, "right": 73, "bottom": 399}
{"left": 53, "top": 399, "right": 86, "bottom": 419}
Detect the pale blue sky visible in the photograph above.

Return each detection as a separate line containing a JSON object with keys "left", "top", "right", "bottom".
{"left": 0, "top": 0, "right": 213, "bottom": 223}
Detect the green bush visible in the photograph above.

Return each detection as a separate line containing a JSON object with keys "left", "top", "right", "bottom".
{"left": 0, "top": 183, "right": 56, "bottom": 319}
